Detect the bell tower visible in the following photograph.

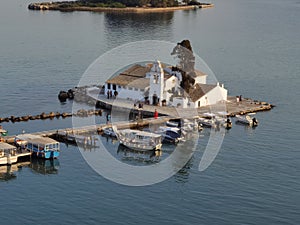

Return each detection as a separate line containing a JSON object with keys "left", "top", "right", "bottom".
{"left": 149, "top": 60, "right": 164, "bottom": 105}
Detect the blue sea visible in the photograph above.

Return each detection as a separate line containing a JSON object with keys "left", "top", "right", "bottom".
{"left": 0, "top": 0, "right": 299, "bottom": 224}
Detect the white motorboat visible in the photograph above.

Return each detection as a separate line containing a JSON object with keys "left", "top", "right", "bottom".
{"left": 236, "top": 114, "right": 258, "bottom": 126}
{"left": 198, "top": 117, "right": 216, "bottom": 128}
{"left": 115, "top": 129, "right": 162, "bottom": 151}
{"left": 166, "top": 120, "right": 179, "bottom": 128}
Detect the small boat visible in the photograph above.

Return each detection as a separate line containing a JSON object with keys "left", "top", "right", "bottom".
{"left": 223, "top": 118, "right": 233, "bottom": 129}
{"left": 215, "top": 117, "right": 232, "bottom": 129}
{"left": 15, "top": 134, "right": 60, "bottom": 159}
{"left": 115, "top": 129, "right": 162, "bottom": 151}
{"left": 155, "top": 126, "right": 184, "bottom": 144}
{"left": 236, "top": 114, "right": 258, "bottom": 126}
{"left": 166, "top": 120, "right": 179, "bottom": 128}
{"left": 0, "top": 142, "right": 18, "bottom": 165}
{"left": 103, "top": 127, "right": 116, "bottom": 137}
{"left": 182, "top": 119, "right": 202, "bottom": 132}
{"left": 0, "top": 126, "right": 8, "bottom": 136}
{"left": 198, "top": 117, "right": 216, "bottom": 128}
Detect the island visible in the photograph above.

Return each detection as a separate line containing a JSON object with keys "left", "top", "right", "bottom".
{"left": 28, "top": 0, "right": 214, "bottom": 13}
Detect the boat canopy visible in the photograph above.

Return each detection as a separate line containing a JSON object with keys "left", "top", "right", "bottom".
{"left": 0, "top": 142, "right": 17, "bottom": 151}
{"left": 15, "top": 134, "right": 59, "bottom": 147}
{"left": 120, "top": 129, "right": 161, "bottom": 138}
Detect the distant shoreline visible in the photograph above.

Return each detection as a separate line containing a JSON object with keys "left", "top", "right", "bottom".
{"left": 28, "top": 2, "right": 214, "bottom": 13}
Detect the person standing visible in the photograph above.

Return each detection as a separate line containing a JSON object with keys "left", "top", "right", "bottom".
{"left": 154, "top": 109, "right": 158, "bottom": 119}
{"left": 106, "top": 113, "right": 111, "bottom": 124}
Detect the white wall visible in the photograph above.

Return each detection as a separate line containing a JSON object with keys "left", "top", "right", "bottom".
{"left": 194, "top": 75, "right": 207, "bottom": 84}
{"left": 172, "top": 97, "right": 189, "bottom": 108}
{"left": 195, "top": 86, "right": 227, "bottom": 108}
{"left": 105, "top": 83, "right": 144, "bottom": 101}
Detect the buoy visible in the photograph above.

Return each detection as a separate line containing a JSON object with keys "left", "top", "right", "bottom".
{"left": 55, "top": 112, "right": 60, "bottom": 118}
{"left": 58, "top": 91, "right": 68, "bottom": 102}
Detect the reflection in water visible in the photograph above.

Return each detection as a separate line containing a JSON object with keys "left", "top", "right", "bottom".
{"left": 0, "top": 162, "right": 30, "bottom": 182}
{"left": 104, "top": 12, "right": 174, "bottom": 45}
{"left": 29, "top": 158, "right": 60, "bottom": 175}
{"left": 0, "top": 158, "right": 60, "bottom": 181}
{"left": 174, "top": 157, "right": 194, "bottom": 183}
{"left": 0, "top": 165, "right": 17, "bottom": 181}
{"left": 117, "top": 144, "right": 161, "bottom": 164}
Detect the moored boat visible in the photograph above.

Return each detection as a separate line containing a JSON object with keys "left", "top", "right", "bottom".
{"left": 0, "top": 142, "right": 18, "bottom": 165}
{"left": 14, "top": 134, "right": 60, "bottom": 159}
{"left": 0, "top": 126, "right": 8, "bottom": 136}
{"left": 198, "top": 117, "right": 216, "bottom": 128}
{"left": 103, "top": 127, "right": 117, "bottom": 137}
{"left": 155, "top": 126, "right": 184, "bottom": 144}
{"left": 115, "top": 129, "right": 162, "bottom": 151}
{"left": 215, "top": 117, "right": 233, "bottom": 129}
{"left": 236, "top": 114, "right": 258, "bottom": 126}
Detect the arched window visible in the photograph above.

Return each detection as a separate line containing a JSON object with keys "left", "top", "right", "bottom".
{"left": 153, "top": 74, "right": 158, "bottom": 84}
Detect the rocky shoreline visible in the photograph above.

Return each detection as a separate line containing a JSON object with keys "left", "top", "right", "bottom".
{"left": 28, "top": 2, "right": 214, "bottom": 13}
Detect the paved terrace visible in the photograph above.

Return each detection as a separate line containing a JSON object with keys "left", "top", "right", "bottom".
{"left": 87, "top": 90, "right": 274, "bottom": 119}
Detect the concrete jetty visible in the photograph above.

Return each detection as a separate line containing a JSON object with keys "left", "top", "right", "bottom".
{"left": 77, "top": 87, "right": 274, "bottom": 119}
{"left": 2, "top": 116, "right": 175, "bottom": 145}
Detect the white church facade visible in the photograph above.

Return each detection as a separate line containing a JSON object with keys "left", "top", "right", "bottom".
{"left": 104, "top": 61, "right": 227, "bottom": 108}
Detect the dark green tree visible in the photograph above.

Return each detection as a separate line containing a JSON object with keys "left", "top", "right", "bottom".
{"left": 171, "top": 40, "right": 196, "bottom": 93}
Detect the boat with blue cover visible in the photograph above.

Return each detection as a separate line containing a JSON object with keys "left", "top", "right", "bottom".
{"left": 15, "top": 134, "right": 60, "bottom": 159}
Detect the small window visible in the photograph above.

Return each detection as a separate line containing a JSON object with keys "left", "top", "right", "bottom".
{"left": 113, "top": 84, "right": 116, "bottom": 91}
{"left": 198, "top": 101, "right": 200, "bottom": 107}
{"left": 154, "top": 74, "right": 159, "bottom": 84}
{"left": 107, "top": 83, "right": 111, "bottom": 89}
{"left": 134, "top": 88, "right": 138, "bottom": 91}
{"left": 140, "top": 89, "right": 144, "bottom": 92}
{"left": 129, "top": 87, "right": 133, "bottom": 90}
{"left": 118, "top": 85, "right": 121, "bottom": 88}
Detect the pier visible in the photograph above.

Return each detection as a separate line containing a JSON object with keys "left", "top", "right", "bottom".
{"left": 75, "top": 86, "right": 274, "bottom": 118}
{"left": 2, "top": 116, "right": 174, "bottom": 145}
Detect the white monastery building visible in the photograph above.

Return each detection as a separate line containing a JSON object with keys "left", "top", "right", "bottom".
{"left": 104, "top": 61, "right": 227, "bottom": 108}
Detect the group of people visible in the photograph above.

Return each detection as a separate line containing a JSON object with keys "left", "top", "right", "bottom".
{"left": 134, "top": 102, "right": 144, "bottom": 109}
{"left": 236, "top": 95, "right": 243, "bottom": 103}
{"left": 107, "top": 90, "right": 118, "bottom": 99}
